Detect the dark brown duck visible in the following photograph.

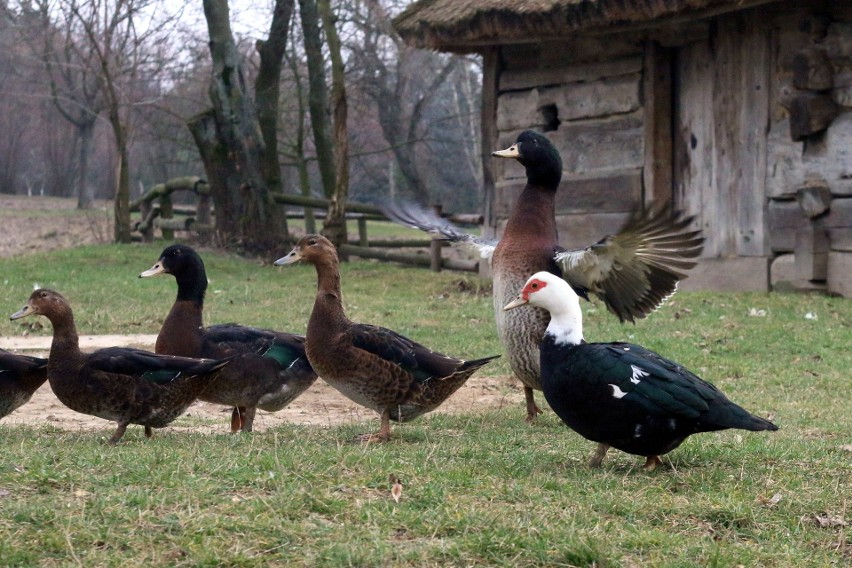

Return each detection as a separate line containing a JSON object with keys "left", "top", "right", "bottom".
{"left": 275, "top": 235, "right": 499, "bottom": 442}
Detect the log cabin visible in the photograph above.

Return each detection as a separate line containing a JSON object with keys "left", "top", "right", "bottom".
{"left": 394, "top": 0, "right": 852, "bottom": 296}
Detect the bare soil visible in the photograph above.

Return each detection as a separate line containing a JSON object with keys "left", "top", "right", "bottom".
{"left": 1, "top": 195, "right": 521, "bottom": 437}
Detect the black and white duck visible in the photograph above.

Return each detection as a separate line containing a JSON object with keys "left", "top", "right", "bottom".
{"left": 503, "top": 271, "right": 778, "bottom": 470}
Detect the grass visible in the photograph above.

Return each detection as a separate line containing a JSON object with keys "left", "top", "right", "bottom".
{"left": 0, "top": 241, "right": 850, "bottom": 567}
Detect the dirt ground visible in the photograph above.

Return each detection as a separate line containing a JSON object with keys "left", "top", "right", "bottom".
{"left": 1, "top": 195, "right": 521, "bottom": 437}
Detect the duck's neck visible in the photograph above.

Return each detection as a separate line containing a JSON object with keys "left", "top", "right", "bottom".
{"left": 46, "top": 308, "right": 81, "bottom": 359}
{"left": 307, "top": 257, "right": 349, "bottom": 336}
{"left": 543, "top": 302, "right": 584, "bottom": 347}
{"left": 157, "top": 269, "right": 206, "bottom": 356}
{"left": 502, "top": 183, "right": 558, "bottom": 245}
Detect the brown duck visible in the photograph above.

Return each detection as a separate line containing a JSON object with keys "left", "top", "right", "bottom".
{"left": 275, "top": 235, "right": 499, "bottom": 442}
{"left": 0, "top": 349, "right": 48, "bottom": 420}
{"left": 383, "top": 130, "right": 704, "bottom": 422}
{"left": 10, "top": 289, "right": 229, "bottom": 444}
{"left": 140, "top": 244, "right": 318, "bottom": 432}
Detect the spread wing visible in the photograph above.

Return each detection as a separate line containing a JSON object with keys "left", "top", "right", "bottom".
{"left": 86, "top": 347, "right": 227, "bottom": 384}
{"left": 381, "top": 200, "right": 497, "bottom": 260}
{"left": 555, "top": 204, "right": 703, "bottom": 322}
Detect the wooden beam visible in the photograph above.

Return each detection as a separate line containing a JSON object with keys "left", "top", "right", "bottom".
{"left": 642, "top": 41, "right": 673, "bottom": 207}
{"left": 788, "top": 94, "right": 839, "bottom": 141}
{"left": 481, "top": 47, "right": 500, "bottom": 241}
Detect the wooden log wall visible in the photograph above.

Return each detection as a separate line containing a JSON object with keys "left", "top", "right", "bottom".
{"left": 493, "top": 42, "right": 646, "bottom": 248}
{"left": 763, "top": 5, "right": 852, "bottom": 296}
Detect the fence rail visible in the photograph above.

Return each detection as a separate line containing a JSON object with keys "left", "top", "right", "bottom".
{"left": 130, "top": 177, "right": 482, "bottom": 273}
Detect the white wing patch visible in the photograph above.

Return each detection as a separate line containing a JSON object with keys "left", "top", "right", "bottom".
{"left": 609, "top": 384, "right": 628, "bottom": 399}
{"left": 554, "top": 250, "right": 587, "bottom": 270}
{"left": 630, "top": 365, "right": 649, "bottom": 384}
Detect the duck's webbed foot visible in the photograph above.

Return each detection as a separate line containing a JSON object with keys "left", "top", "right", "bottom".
{"left": 524, "top": 387, "right": 543, "bottom": 423}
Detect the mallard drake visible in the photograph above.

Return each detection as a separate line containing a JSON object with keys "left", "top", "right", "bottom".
{"left": 383, "top": 129, "right": 704, "bottom": 422}
{"left": 139, "top": 244, "right": 317, "bottom": 432}
{"left": 504, "top": 272, "right": 778, "bottom": 470}
{"left": 10, "top": 289, "right": 229, "bottom": 444}
{"left": 0, "top": 349, "right": 48, "bottom": 420}
{"left": 274, "top": 235, "right": 499, "bottom": 442}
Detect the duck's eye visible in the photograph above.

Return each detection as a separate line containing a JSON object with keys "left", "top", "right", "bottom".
{"left": 308, "top": 239, "right": 317, "bottom": 246}
{"left": 39, "top": 292, "right": 47, "bottom": 298}
{"left": 531, "top": 282, "right": 539, "bottom": 289}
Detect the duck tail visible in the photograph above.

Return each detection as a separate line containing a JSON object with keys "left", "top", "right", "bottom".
{"left": 460, "top": 354, "right": 501, "bottom": 373}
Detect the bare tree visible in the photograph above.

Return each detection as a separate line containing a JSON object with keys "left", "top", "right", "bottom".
{"left": 189, "top": 0, "right": 292, "bottom": 251}
{"left": 318, "top": 0, "right": 348, "bottom": 246}
{"left": 348, "top": 0, "right": 460, "bottom": 204}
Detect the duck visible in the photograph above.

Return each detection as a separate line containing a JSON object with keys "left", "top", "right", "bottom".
{"left": 0, "top": 349, "right": 48, "bottom": 420}
{"left": 503, "top": 271, "right": 778, "bottom": 470}
{"left": 383, "top": 129, "right": 704, "bottom": 422}
{"left": 139, "top": 244, "right": 317, "bottom": 432}
{"left": 10, "top": 288, "right": 229, "bottom": 444}
{"left": 274, "top": 234, "right": 499, "bottom": 442}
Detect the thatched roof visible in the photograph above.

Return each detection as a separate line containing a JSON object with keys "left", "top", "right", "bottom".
{"left": 394, "top": 0, "right": 780, "bottom": 52}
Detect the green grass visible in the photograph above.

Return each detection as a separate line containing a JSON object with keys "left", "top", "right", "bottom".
{"left": 0, "top": 242, "right": 850, "bottom": 567}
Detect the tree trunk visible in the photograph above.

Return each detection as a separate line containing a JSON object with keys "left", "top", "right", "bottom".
{"left": 254, "top": 0, "right": 294, "bottom": 242}
{"left": 298, "top": 0, "right": 335, "bottom": 200}
{"left": 318, "top": 0, "right": 349, "bottom": 246}
{"left": 76, "top": 119, "right": 96, "bottom": 209}
{"left": 110, "top": 117, "right": 131, "bottom": 243}
{"left": 196, "top": 0, "right": 282, "bottom": 252}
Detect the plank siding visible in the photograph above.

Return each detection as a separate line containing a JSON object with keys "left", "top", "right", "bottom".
{"left": 674, "top": 11, "right": 770, "bottom": 257}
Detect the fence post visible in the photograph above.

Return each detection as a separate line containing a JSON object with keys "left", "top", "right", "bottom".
{"left": 160, "top": 193, "right": 174, "bottom": 241}
{"left": 430, "top": 204, "right": 443, "bottom": 272}
{"left": 358, "top": 216, "right": 368, "bottom": 247}
{"left": 139, "top": 200, "right": 154, "bottom": 242}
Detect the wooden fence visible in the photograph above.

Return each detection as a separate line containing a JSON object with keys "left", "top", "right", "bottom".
{"left": 130, "top": 177, "right": 481, "bottom": 273}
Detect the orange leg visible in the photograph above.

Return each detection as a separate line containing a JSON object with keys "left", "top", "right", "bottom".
{"left": 357, "top": 409, "right": 392, "bottom": 443}
{"left": 230, "top": 406, "right": 246, "bottom": 433}
{"left": 588, "top": 443, "right": 610, "bottom": 468}
{"left": 642, "top": 455, "right": 662, "bottom": 472}
{"left": 524, "top": 387, "right": 543, "bottom": 423}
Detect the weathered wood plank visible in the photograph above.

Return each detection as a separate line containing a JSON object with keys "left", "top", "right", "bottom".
{"left": 794, "top": 225, "right": 829, "bottom": 281}
{"left": 827, "top": 252, "right": 852, "bottom": 297}
{"left": 674, "top": 39, "right": 717, "bottom": 255}
{"left": 554, "top": 212, "right": 632, "bottom": 251}
{"left": 766, "top": 119, "right": 805, "bottom": 198}
{"left": 677, "top": 257, "right": 769, "bottom": 292}
{"left": 549, "top": 112, "right": 644, "bottom": 174}
{"left": 828, "top": 228, "right": 852, "bottom": 252}
{"left": 823, "top": 197, "right": 852, "bottom": 228}
{"left": 643, "top": 41, "right": 673, "bottom": 206}
{"left": 801, "top": 112, "right": 852, "bottom": 196}
{"left": 493, "top": 169, "right": 643, "bottom": 219}
{"left": 496, "top": 73, "right": 641, "bottom": 132}
{"left": 499, "top": 56, "right": 642, "bottom": 92}
{"left": 792, "top": 47, "right": 833, "bottom": 90}
{"left": 796, "top": 182, "right": 832, "bottom": 218}
{"left": 788, "top": 93, "right": 839, "bottom": 140}
{"left": 501, "top": 38, "right": 642, "bottom": 70}
{"left": 767, "top": 199, "right": 809, "bottom": 252}
{"left": 715, "top": 12, "right": 770, "bottom": 257}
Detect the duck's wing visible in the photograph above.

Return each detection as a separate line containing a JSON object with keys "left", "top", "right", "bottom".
{"left": 86, "top": 347, "right": 228, "bottom": 384}
{"left": 348, "top": 323, "right": 462, "bottom": 381}
{"left": 0, "top": 351, "right": 48, "bottom": 374}
{"left": 568, "top": 342, "right": 713, "bottom": 420}
{"left": 554, "top": 204, "right": 704, "bottom": 322}
{"left": 381, "top": 200, "right": 498, "bottom": 260}
{"left": 205, "top": 324, "right": 307, "bottom": 366}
